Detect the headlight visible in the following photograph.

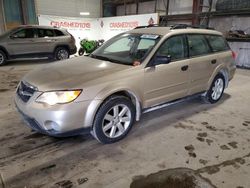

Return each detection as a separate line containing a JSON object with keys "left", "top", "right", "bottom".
{"left": 36, "top": 90, "right": 82, "bottom": 105}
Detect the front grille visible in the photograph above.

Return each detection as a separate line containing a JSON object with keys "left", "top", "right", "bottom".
{"left": 17, "top": 81, "right": 37, "bottom": 102}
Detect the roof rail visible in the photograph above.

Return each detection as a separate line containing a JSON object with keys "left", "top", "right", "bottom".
{"left": 133, "top": 24, "right": 215, "bottom": 30}
{"left": 170, "top": 24, "right": 215, "bottom": 30}
{"left": 134, "top": 24, "right": 159, "bottom": 29}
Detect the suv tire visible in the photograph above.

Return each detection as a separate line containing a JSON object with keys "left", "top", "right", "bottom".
{"left": 204, "top": 74, "right": 225, "bottom": 104}
{"left": 0, "top": 50, "right": 7, "bottom": 66}
{"left": 54, "top": 47, "right": 69, "bottom": 60}
{"left": 92, "top": 96, "right": 136, "bottom": 144}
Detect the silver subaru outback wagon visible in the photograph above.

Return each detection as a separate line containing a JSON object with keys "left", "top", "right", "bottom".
{"left": 15, "top": 25, "right": 236, "bottom": 144}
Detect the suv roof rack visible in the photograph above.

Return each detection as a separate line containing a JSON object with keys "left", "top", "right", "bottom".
{"left": 134, "top": 24, "right": 159, "bottom": 29}
{"left": 134, "top": 24, "right": 215, "bottom": 30}
{"left": 170, "top": 24, "right": 215, "bottom": 30}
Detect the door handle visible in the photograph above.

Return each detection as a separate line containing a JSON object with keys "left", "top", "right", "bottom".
{"left": 181, "top": 65, "right": 189, "bottom": 71}
{"left": 211, "top": 59, "right": 217, "bottom": 64}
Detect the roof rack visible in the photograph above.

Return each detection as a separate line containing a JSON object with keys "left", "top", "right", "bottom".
{"left": 133, "top": 24, "right": 215, "bottom": 30}
{"left": 170, "top": 24, "right": 215, "bottom": 30}
{"left": 134, "top": 24, "right": 159, "bottom": 29}
{"left": 134, "top": 24, "right": 215, "bottom": 30}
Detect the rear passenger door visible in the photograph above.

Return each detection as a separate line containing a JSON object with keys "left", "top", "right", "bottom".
{"left": 187, "top": 34, "right": 215, "bottom": 95}
{"left": 32, "top": 28, "right": 58, "bottom": 53}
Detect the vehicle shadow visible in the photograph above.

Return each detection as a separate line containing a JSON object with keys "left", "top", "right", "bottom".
{"left": 130, "top": 93, "right": 231, "bottom": 138}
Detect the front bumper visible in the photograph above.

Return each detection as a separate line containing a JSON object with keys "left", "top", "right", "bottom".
{"left": 15, "top": 92, "right": 97, "bottom": 137}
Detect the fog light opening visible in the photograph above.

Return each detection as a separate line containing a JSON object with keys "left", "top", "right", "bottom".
{"left": 44, "top": 121, "right": 60, "bottom": 131}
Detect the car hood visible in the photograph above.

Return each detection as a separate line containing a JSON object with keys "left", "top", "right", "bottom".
{"left": 23, "top": 56, "right": 131, "bottom": 91}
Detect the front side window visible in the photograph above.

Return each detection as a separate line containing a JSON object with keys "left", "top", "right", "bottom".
{"left": 188, "top": 35, "right": 211, "bottom": 57}
{"left": 13, "top": 28, "right": 34, "bottom": 38}
{"left": 157, "top": 35, "right": 186, "bottom": 61}
{"left": 207, "top": 35, "right": 229, "bottom": 52}
{"left": 91, "top": 33, "right": 161, "bottom": 65}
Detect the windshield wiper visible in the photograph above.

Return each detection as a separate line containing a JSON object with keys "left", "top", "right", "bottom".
{"left": 90, "top": 54, "right": 128, "bottom": 65}
{"left": 90, "top": 54, "right": 112, "bottom": 62}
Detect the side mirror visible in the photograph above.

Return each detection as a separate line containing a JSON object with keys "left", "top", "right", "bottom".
{"left": 151, "top": 55, "right": 171, "bottom": 66}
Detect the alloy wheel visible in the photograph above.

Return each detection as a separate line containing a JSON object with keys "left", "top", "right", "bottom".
{"left": 0, "top": 53, "right": 4, "bottom": 64}
{"left": 57, "top": 49, "right": 69, "bottom": 60}
{"left": 211, "top": 78, "right": 224, "bottom": 100}
{"left": 102, "top": 104, "right": 132, "bottom": 138}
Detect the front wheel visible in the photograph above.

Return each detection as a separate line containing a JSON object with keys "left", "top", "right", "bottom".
{"left": 54, "top": 47, "right": 69, "bottom": 60}
{"left": 91, "top": 96, "right": 136, "bottom": 144}
{"left": 204, "top": 74, "right": 225, "bottom": 104}
{"left": 78, "top": 48, "right": 85, "bottom": 56}
{"left": 0, "top": 50, "right": 7, "bottom": 66}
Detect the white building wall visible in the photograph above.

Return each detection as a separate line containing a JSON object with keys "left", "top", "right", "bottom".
{"left": 35, "top": 0, "right": 101, "bottom": 18}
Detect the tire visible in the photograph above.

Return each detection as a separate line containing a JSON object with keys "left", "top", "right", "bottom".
{"left": 92, "top": 96, "right": 136, "bottom": 144}
{"left": 78, "top": 48, "right": 85, "bottom": 56}
{"left": 54, "top": 47, "right": 69, "bottom": 60}
{"left": 0, "top": 50, "right": 7, "bottom": 66}
{"left": 204, "top": 74, "right": 225, "bottom": 104}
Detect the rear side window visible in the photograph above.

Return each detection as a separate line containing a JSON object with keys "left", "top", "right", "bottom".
{"left": 38, "top": 29, "right": 55, "bottom": 38}
{"left": 207, "top": 35, "right": 229, "bottom": 52}
{"left": 187, "top": 35, "right": 211, "bottom": 57}
{"left": 54, "top": 29, "right": 64, "bottom": 36}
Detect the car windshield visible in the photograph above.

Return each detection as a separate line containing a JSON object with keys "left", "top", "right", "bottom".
{"left": 91, "top": 33, "right": 161, "bottom": 65}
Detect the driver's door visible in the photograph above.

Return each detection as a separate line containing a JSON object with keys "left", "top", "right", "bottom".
{"left": 6, "top": 28, "right": 36, "bottom": 56}
{"left": 144, "top": 35, "right": 190, "bottom": 108}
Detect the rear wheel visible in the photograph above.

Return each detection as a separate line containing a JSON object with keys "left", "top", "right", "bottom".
{"left": 54, "top": 47, "right": 69, "bottom": 60}
{"left": 204, "top": 74, "right": 225, "bottom": 104}
{"left": 0, "top": 50, "right": 7, "bottom": 66}
{"left": 92, "top": 96, "right": 136, "bottom": 144}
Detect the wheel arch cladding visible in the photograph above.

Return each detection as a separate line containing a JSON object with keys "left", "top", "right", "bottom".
{"left": 219, "top": 69, "right": 229, "bottom": 88}
{"left": 0, "top": 46, "right": 9, "bottom": 59}
{"left": 91, "top": 90, "right": 141, "bottom": 128}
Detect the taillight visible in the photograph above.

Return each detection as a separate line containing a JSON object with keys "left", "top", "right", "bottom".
{"left": 232, "top": 51, "right": 237, "bottom": 59}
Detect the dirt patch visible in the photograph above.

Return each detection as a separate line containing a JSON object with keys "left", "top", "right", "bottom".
{"left": 197, "top": 153, "right": 250, "bottom": 175}
{"left": 197, "top": 137, "right": 205, "bottom": 142}
{"left": 77, "top": 177, "right": 88, "bottom": 185}
{"left": 206, "top": 139, "right": 213, "bottom": 146}
{"left": 220, "top": 145, "right": 230, "bottom": 150}
{"left": 54, "top": 180, "right": 73, "bottom": 188}
{"left": 197, "top": 132, "right": 208, "bottom": 137}
{"left": 0, "top": 89, "right": 9, "bottom": 92}
{"left": 205, "top": 125, "right": 217, "bottom": 131}
{"left": 40, "top": 164, "right": 56, "bottom": 171}
{"left": 24, "top": 133, "right": 47, "bottom": 139}
{"left": 184, "top": 145, "right": 196, "bottom": 158}
{"left": 130, "top": 168, "right": 216, "bottom": 188}
{"left": 201, "top": 122, "right": 209, "bottom": 126}
{"left": 199, "top": 159, "right": 208, "bottom": 165}
{"left": 242, "top": 121, "right": 250, "bottom": 126}
{"left": 228, "top": 141, "right": 238, "bottom": 149}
